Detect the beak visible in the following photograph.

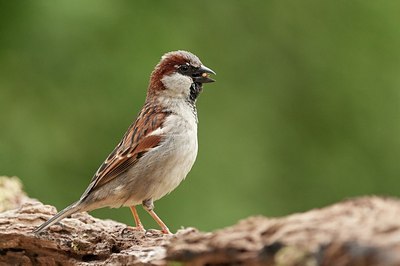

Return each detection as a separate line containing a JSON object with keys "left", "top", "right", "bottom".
{"left": 192, "top": 65, "right": 216, "bottom": 83}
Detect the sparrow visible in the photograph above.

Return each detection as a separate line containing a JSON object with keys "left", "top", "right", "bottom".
{"left": 33, "top": 50, "right": 215, "bottom": 235}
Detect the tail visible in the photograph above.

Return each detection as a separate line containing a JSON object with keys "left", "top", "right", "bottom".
{"left": 33, "top": 201, "right": 82, "bottom": 234}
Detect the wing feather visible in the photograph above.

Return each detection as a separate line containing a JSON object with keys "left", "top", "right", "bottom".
{"left": 80, "top": 104, "right": 170, "bottom": 201}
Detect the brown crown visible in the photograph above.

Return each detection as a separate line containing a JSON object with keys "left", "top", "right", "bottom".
{"left": 147, "top": 51, "right": 202, "bottom": 96}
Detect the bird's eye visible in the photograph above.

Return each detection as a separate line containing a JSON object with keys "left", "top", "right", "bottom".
{"left": 180, "top": 64, "right": 190, "bottom": 72}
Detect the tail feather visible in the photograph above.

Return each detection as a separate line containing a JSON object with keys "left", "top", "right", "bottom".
{"left": 33, "top": 202, "right": 81, "bottom": 234}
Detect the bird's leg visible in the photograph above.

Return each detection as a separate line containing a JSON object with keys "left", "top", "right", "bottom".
{"left": 142, "top": 199, "right": 172, "bottom": 234}
{"left": 129, "top": 206, "right": 145, "bottom": 231}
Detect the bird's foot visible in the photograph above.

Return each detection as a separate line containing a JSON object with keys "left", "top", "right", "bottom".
{"left": 131, "top": 225, "right": 145, "bottom": 232}
{"left": 161, "top": 228, "right": 172, "bottom": 235}
{"left": 144, "top": 228, "right": 173, "bottom": 236}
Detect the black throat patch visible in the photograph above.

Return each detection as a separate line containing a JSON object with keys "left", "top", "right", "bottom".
{"left": 189, "top": 82, "right": 203, "bottom": 103}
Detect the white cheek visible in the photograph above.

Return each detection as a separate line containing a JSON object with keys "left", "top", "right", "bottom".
{"left": 161, "top": 72, "right": 192, "bottom": 97}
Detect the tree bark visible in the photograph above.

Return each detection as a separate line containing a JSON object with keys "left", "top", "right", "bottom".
{"left": 1, "top": 176, "right": 400, "bottom": 265}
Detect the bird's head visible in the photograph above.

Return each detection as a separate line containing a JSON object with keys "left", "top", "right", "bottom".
{"left": 148, "top": 50, "right": 216, "bottom": 102}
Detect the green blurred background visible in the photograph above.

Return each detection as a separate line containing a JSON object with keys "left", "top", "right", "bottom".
{"left": 1, "top": 1, "right": 400, "bottom": 232}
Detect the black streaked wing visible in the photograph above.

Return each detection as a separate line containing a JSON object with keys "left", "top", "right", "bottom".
{"left": 80, "top": 105, "right": 170, "bottom": 200}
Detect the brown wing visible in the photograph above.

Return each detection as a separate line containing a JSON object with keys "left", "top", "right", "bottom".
{"left": 80, "top": 104, "right": 170, "bottom": 200}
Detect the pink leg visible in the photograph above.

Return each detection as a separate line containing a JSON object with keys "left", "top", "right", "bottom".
{"left": 146, "top": 209, "right": 172, "bottom": 234}
{"left": 142, "top": 199, "right": 172, "bottom": 234}
{"left": 130, "top": 206, "right": 145, "bottom": 231}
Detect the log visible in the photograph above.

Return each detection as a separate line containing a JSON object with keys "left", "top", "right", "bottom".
{"left": 168, "top": 197, "right": 400, "bottom": 265}
{"left": 1, "top": 176, "right": 400, "bottom": 265}
{"left": 1, "top": 200, "right": 175, "bottom": 265}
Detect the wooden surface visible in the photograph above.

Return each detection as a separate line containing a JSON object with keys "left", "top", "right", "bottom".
{"left": 1, "top": 176, "right": 400, "bottom": 265}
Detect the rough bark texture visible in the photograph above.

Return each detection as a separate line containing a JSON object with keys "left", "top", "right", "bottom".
{"left": 1, "top": 176, "right": 400, "bottom": 265}
{"left": 0, "top": 176, "right": 29, "bottom": 213}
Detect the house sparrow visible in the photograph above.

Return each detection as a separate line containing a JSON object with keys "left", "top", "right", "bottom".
{"left": 33, "top": 50, "right": 215, "bottom": 234}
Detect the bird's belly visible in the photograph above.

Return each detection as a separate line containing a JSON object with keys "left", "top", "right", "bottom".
{"left": 122, "top": 132, "right": 198, "bottom": 205}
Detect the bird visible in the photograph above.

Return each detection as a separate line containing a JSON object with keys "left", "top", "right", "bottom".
{"left": 33, "top": 50, "right": 216, "bottom": 235}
